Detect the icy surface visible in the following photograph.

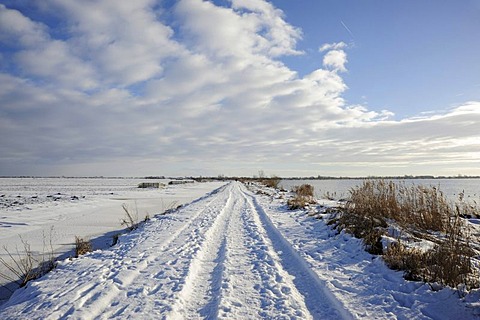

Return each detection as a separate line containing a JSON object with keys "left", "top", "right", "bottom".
{"left": 1, "top": 181, "right": 479, "bottom": 319}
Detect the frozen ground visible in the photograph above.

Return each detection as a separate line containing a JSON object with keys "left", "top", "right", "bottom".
{"left": 1, "top": 181, "right": 479, "bottom": 319}
{"left": 0, "top": 178, "right": 226, "bottom": 301}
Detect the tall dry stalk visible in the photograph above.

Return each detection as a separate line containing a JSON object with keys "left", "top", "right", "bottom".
{"left": 121, "top": 203, "right": 139, "bottom": 231}
{"left": 0, "top": 238, "right": 39, "bottom": 288}
{"left": 341, "top": 179, "right": 479, "bottom": 288}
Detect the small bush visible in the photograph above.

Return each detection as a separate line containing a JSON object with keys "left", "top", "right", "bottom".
{"left": 336, "top": 211, "right": 386, "bottom": 254}
{"left": 75, "top": 236, "right": 92, "bottom": 257}
{"left": 262, "top": 176, "right": 281, "bottom": 189}
{"left": 287, "top": 196, "right": 309, "bottom": 210}
{"left": 293, "top": 184, "right": 314, "bottom": 198}
{"left": 287, "top": 184, "right": 316, "bottom": 210}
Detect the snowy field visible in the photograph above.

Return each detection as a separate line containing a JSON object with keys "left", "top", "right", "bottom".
{"left": 0, "top": 177, "right": 226, "bottom": 301}
{"left": 1, "top": 181, "right": 479, "bottom": 319}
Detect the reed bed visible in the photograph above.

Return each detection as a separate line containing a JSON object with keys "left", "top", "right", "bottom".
{"left": 335, "top": 180, "right": 479, "bottom": 289}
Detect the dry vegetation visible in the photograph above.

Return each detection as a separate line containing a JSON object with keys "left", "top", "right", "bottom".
{"left": 0, "top": 235, "right": 56, "bottom": 290}
{"left": 74, "top": 236, "right": 92, "bottom": 258}
{"left": 121, "top": 203, "right": 140, "bottom": 231}
{"left": 1, "top": 203, "right": 158, "bottom": 293}
{"left": 331, "top": 180, "right": 479, "bottom": 289}
{"left": 288, "top": 184, "right": 316, "bottom": 210}
{"left": 260, "top": 176, "right": 282, "bottom": 189}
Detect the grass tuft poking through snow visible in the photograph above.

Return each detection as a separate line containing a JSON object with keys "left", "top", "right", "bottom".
{"left": 288, "top": 184, "right": 316, "bottom": 210}
{"left": 121, "top": 203, "right": 139, "bottom": 231}
{"left": 0, "top": 236, "right": 56, "bottom": 290}
{"left": 74, "top": 237, "right": 92, "bottom": 258}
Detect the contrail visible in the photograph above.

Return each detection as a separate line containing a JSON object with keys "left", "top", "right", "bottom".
{"left": 341, "top": 20, "right": 354, "bottom": 38}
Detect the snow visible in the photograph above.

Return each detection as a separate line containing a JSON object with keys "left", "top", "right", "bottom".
{"left": 1, "top": 181, "right": 479, "bottom": 319}
{"left": 0, "top": 178, "right": 227, "bottom": 300}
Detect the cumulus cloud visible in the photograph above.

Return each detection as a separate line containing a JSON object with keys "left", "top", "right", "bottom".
{"left": 322, "top": 49, "right": 348, "bottom": 72}
{"left": 48, "top": 0, "right": 182, "bottom": 87}
{"left": 0, "top": 4, "right": 97, "bottom": 89}
{"left": 319, "top": 41, "right": 347, "bottom": 52}
{"left": 0, "top": 1, "right": 479, "bottom": 176}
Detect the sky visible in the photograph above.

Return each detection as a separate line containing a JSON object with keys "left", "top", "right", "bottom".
{"left": 0, "top": 0, "right": 479, "bottom": 177}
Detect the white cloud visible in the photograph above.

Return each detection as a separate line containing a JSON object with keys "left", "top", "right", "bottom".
{"left": 323, "top": 50, "right": 348, "bottom": 72}
{"left": 0, "top": 4, "right": 97, "bottom": 89}
{"left": 48, "top": 0, "right": 182, "bottom": 86}
{"left": 231, "top": 0, "right": 303, "bottom": 57}
{"left": 0, "top": 4, "right": 47, "bottom": 46}
{"left": 176, "top": 0, "right": 301, "bottom": 59}
{"left": 319, "top": 41, "right": 347, "bottom": 52}
{"left": 0, "top": 1, "right": 479, "bottom": 176}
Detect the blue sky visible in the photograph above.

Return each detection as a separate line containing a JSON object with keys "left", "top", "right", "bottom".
{"left": 272, "top": 0, "right": 480, "bottom": 118}
{"left": 0, "top": 0, "right": 479, "bottom": 177}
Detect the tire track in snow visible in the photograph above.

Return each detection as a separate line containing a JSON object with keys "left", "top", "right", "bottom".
{"left": 101, "top": 183, "right": 233, "bottom": 317}
{"left": 169, "top": 182, "right": 349, "bottom": 319}
{"left": 168, "top": 184, "right": 234, "bottom": 318}
{"left": 0, "top": 182, "right": 354, "bottom": 319}
{"left": 38, "top": 184, "right": 230, "bottom": 319}
{"left": 209, "top": 184, "right": 311, "bottom": 319}
{"left": 242, "top": 186, "right": 355, "bottom": 320}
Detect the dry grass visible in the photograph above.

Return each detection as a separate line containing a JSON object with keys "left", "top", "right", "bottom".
{"left": 74, "top": 236, "right": 92, "bottom": 258}
{"left": 0, "top": 239, "right": 38, "bottom": 288}
{"left": 0, "top": 234, "right": 56, "bottom": 289}
{"left": 261, "top": 176, "right": 282, "bottom": 189}
{"left": 345, "top": 180, "right": 453, "bottom": 232}
{"left": 383, "top": 242, "right": 426, "bottom": 281}
{"left": 335, "top": 179, "right": 479, "bottom": 288}
{"left": 287, "top": 196, "right": 310, "bottom": 210}
{"left": 384, "top": 237, "right": 476, "bottom": 288}
{"left": 121, "top": 203, "right": 139, "bottom": 231}
{"left": 288, "top": 184, "right": 316, "bottom": 210}
{"left": 292, "top": 184, "right": 314, "bottom": 198}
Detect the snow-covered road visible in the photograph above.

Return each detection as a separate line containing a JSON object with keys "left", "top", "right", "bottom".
{"left": 0, "top": 182, "right": 350, "bottom": 319}
{"left": 1, "top": 181, "right": 478, "bottom": 319}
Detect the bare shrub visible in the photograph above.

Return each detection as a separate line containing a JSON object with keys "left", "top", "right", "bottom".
{"left": 293, "top": 184, "right": 314, "bottom": 198}
{"left": 262, "top": 176, "right": 281, "bottom": 189}
{"left": 384, "top": 235, "right": 475, "bottom": 288}
{"left": 0, "top": 238, "right": 40, "bottom": 288}
{"left": 121, "top": 203, "right": 139, "bottom": 231}
{"left": 39, "top": 226, "right": 56, "bottom": 275}
{"left": 424, "top": 212, "right": 476, "bottom": 288}
{"left": 287, "top": 184, "right": 316, "bottom": 210}
{"left": 287, "top": 196, "right": 309, "bottom": 210}
{"left": 336, "top": 210, "right": 386, "bottom": 254}
{"left": 74, "top": 236, "right": 92, "bottom": 257}
{"left": 0, "top": 229, "right": 58, "bottom": 291}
